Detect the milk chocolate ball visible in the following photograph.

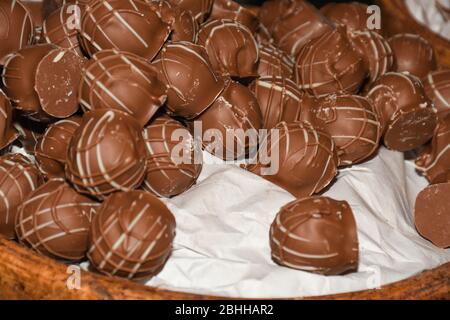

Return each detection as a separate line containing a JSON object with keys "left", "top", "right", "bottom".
{"left": 295, "top": 27, "right": 367, "bottom": 98}
{"left": 0, "top": 90, "right": 19, "bottom": 150}
{"left": 80, "top": 0, "right": 171, "bottom": 60}
{"left": 35, "top": 116, "right": 82, "bottom": 178}
{"left": 423, "top": 69, "right": 450, "bottom": 117}
{"left": 167, "top": 0, "right": 213, "bottom": 23}
{"left": 245, "top": 121, "right": 339, "bottom": 198}
{"left": 316, "top": 94, "right": 381, "bottom": 166}
{"left": 143, "top": 115, "right": 202, "bottom": 198}
{"left": 0, "top": 153, "right": 43, "bottom": 239}
{"left": 197, "top": 19, "right": 259, "bottom": 79}
{"left": 208, "top": 0, "right": 259, "bottom": 33}
{"left": 152, "top": 41, "right": 225, "bottom": 119}
{"left": 16, "top": 179, "right": 98, "bottom": 261}
{"left": 270, "top": 196, "right": 359, "bottom": 275}
{"left": 88, "top": 190, "right": 176, "bottom": 279}
{"left": 389, "top": 34, "right": 437, "bottom": 79}
{"left": 257, "top": 44, "right": 294, "bottom": 79}
{"left": 0, "top": 0, "right": 33, "bottom": 65}
{"left": 66, "top": 110, "right": 147, "bottom": 199}
{"left": 79, "top": 49, "right": 167, "bottom": 127}
{"left": 367, "top": 72, "right": 438, "bottom": 152}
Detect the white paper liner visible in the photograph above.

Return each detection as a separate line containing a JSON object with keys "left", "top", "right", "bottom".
{"left": 406, "top": 0, "right": 450, "bottom": 40}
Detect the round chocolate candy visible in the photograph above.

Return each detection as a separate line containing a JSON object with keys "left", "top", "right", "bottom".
{"left": 194, "top": 79, "right": 262, "bottom": 160}
{"left": 152, "top": 41, "right": 225, "bottom": 119}
{"left": 423, "top": 69, "right": 450, "bottom": 117}
{"left": 16, "top": 179, "right": 99, "bottom": 261}
{"left": 257, "top": 44, "right": 294, "bottom": 79}
{"left": 349, "top": 30, "right": 394, "bottom": 84}
{"left": 415, "top": 183, "right": 450, "bottom": 248}
{"left": 167, "top": 0, "right": 213, "bottom": 23}
{"left": 197, "top": 19, "right": 259, "bottom": 79}
{"left": 2, "top": 44, "right": 83, "bottom": 121}
{"left": 0, "top": 0, "right": 33, "bottom": 65}
{"left": 389, "top": 34, "right": 437, "bottom": 79}
{"left": 415, "top": 113, "right": 450, "bottom": 184}
{"left": 367, "top": 72, "right": 438, "bottom": 152}
{"left": 79, "top": 49, "right": 167, "bottom": 127}
{"left": 66, "top": 109, "right": 147, "bottom": 199}
{"left": 0, "top": 90, "right": 19, "bottom": 150}
{"left": 295, "top": 26, "right": 367, "bottom": 98}
{"left": 143, "top": 115, "right": 202, "bottom": 197}
{"left": 249, "top": 76, "right": 320, "bottom": 130}
{"left": 316, "top": 94, "right": 381, "bottom": 166}
{"left": 35, "top": 116, "right": 82, "bottom": 178}
{"left": 245, "top": 121, "right": 339, "bottom": 198}
{"left": 258, "top": 0, "right": 297, "bottom": 33}
{"left": 270, "top": 196, "right": 359, "bottom": 275}
{"left": 88, "top": 190, "right": 176, "bottom": 279}
{"left": 80, "top": 0, "right": 171, "bottom": 60}
{"left": 0, "top": 153, "right": 43, "bottom": 239}
{"left": 208, "top": 0, "right": 259, "bottom": 32}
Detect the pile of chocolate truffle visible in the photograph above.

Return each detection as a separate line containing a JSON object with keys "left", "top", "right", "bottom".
{"left": 0, "top": 0, "right": 448, "bottom": 282}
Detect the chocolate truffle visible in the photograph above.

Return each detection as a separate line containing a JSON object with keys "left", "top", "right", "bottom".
{"left": 16, "top": 179, "right": 98, "bottom": 261}
{"left": 80, "top": 0, "right": 171, "bottom": 60}
{"left": 295, "top": 27, "right": 367, "bottom": 98}
{"left": 0, "top": 0, "right": 33, "bottom": 65}
{"left": 389, "top": 34, "right": 437, "bottom": 79}
{"left": 0, "top": 90, "right": 19, "bottom": 150}
{"left": 143, "top": 115, "right": 202, "bottom": 197}
{"left": 258, "top": 0, "right": 297, "bottom": 33}
{"left": 316, "top": 94, "right": 381, "bottom": 166}
{"left": 2, "top": 44, "right": 83, "bottom": 121}
{"left": 245, "top": 121, "right": 339, "bottom": 198}
{"left": 257, "top": 44, "right": 294, "bottom": 79}
{"left": 197, "top": 19, "right": 259, "bottom": 79}
{"left": 66, "top": 110, "right": 147, "bottom": 199}
{"left": 415, "top": 183, "right": 450, "bottom": 248}
{"left": 321, "top": 2, "right": 381, "bottom": 33}
{"left": 208, "top": 0, "right": 259, "bottom": 32}
{"left": 349, "top": 30, "right": 394, "bottom": 84}
{"left": 152, "top": 42, "right": 225, "bottom": 119}
{"left": 88, "top": 190, "right": 176, "bottom": 279}
{"left": 35, "top": 116, "right": 82, "bottom": 178}
{"left": 145, "top": 0, "right": 197, "bottom": 42}
{"left": 249, "top": 76, "right": 319, "bottom": 129}
{"left": 79, "top": 49, "right": 167, "bottom": 127}
{"left": 0, "top": 153, "right": 42, "bottom": 239}
{"left": 270, "top": 196, "right": 359, "bottom": 275}
{"left": 167, "top": 0, "right": 213, "bottom": 23}
{"left": 367, "top": 72, "right": 438, "bottom": 152}
{"left": 423, "top": 69, "right": 450, "bottom": 117}
{"left": 270, "top": 0, "right": 335, "bottom": 57}
{"left": 194, "top": 79, "right": 262, "bottom": 160}
{"left": 416, "top": 113, "right": 450, "bottom": 184}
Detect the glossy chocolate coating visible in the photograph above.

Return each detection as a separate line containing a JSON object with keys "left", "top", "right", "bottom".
{"left": 35, "top": 116, "right": 82, "bottom": 178}
{"left": 0, "top": 90, "right": 19, "bottom": 150}
{"left": 79, "top": 50, "right": 167, "bottom": 127}
{"left": 295, "top": 27, "right": 366, "bottom": 98}
{"left": 270, "top": 196, "right": 359, "bottom": 275}
{"left": 316, "top": 94, "right": 381, "bottom": 166}
{"left": 16, "top": 179, "right": 98, "bottom": 261}
{"left": 80, "top": 0, "right": 171, "bottom": 60}
{"left": 423, "top": 70, "right": 450, "bottom": 117}
{"left": 416, "top": 113, "right": 450, "bottom": 184}
{"left": 0, "top": 153, "right": 43, "bottom": 239}
{"left": 245, "top": 121, "right": 338, "bottom": 198}
{"left": 257, "top": 44, "right": 294, "bottom": 79}
{"left": 66, "top": 110, "right": 147, "bottom": 199}
{"left": 88, "top": 190, "right": 176, "bottom": 279}
{"left": 389, "top": 34, "right": 437, "bottom": 79}
{"left": 208, "top": 0, "right": 259, "bottom": 32}
{"left": 0, "top": 0, "right": 33, "bottom": 65}
{"left": 197, "top": 19, "right": 259, "bottom": 79}
{"left": 142, "top": 115, "right": 202, "bottom": 197}
{"left": 321, "top": 2, "right": 381, "bottom": 33}
{"left": 195, "top": 79, "right": 262, "bottom": 160}
{"left": 152, "top": 41, "right": 225, "bottom": 119}
{"left": 349, "top": 30, "right": 394, "bottom": 84}
{"left": 167, "top": 0, "right": 213, "bottom": 23}
{"left": 415, "top": 183, "right": 450, "bottom": 248}
{"left": 367, "top": 72, "right": 438, "bottom": 152}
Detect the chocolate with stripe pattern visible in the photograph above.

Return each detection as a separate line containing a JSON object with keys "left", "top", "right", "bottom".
{"left": 0, "top": 90, "right": 19, "bottom": 150}
{"left": 167, "top": 0, "right": 213, "bottom": 24}
{"left": 423, "top": 69, "right": 450, "bottom": 117}
{"left": 257, "top": 44, "right": 294, "bottom": 79}
{"left": 208, "top": 0, "right": 259, "bottom": 33}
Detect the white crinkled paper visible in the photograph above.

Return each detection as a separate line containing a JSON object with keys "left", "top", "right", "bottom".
{"left": 406, "top": 0, "right": 450, "bottom": 40}
{"left": 141, "top": 148, "right": 450, "bottom": 298}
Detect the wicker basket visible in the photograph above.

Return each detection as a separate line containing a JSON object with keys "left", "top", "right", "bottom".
{"left": 0, "top": 0, "right": 449, "bottom": 300}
